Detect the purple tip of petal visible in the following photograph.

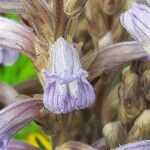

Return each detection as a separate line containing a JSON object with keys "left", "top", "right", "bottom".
{"left": 43, "top": 71, "right": 95, "bottom": 114}
{"left": 115, "top": 140, "right": 150, "bottom": 150}
{"left": 1, "top": 47, "right": 19, "bottom": 66}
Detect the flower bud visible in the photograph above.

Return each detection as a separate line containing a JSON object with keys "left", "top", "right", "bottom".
{"left": 101, "top": 85, "right": 119, "bottom": 126}
{"left": 118, "top": 67, "right": 145, "bottom": 124}
{"left": 103, "top": 121, "right": 127, "bottom": 149}
{"left": 140, "top": 70, "right": 150, "bottom": 101}
{"left": 127, "top": 109, "right": 150, "bottom": 142}
{"left": 64, "top": 0, "right": 87, "bottom": 17}
{"left": 55, "top": 141, "right": 96, "bottom": 150}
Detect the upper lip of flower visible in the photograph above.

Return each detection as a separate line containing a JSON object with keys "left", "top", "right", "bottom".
{"left": 0, "top": 99, "right": 43, "bottom": 148}
{"left": 120, "top": 3, "right": 150, "bottom": 55}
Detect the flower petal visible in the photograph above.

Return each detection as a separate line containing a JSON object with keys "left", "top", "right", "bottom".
{"left": 115, "top": 140, "right": 150, "bottom": 150}
{"left": 0, "top": 47, "right": 3, "bottom": 64}
{"left": 0, "top": 82, "right": 18, "bottom": 107}
{"left": 0, "top": 99, "right": 43, "bottom": 146}
{"left": 2, "top": 47, "right": 19, "bottom": 66}
{"left": 0, "top": 17, "right": 36, "bottom": 58}
{"left": 88, "top": 41, "right": 148, "bottom": 80}
{"left": 120, "top": 3, "right": 150, "bottom": 54}
{"left": 6, "top": 140, "right": 38, "bottom": 150}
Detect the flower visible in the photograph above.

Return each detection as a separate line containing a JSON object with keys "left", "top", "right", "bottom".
{"left": 120, "top": 3, "right": 150, "bottom": 55}
{"left": 0, "top": 47, "right": 19, "bottom": 66}
{"left": 0, "top": 99, "right": 43, "bottom": 149}
{"left": 115, "top": 140, "right": 150, "bottom": 150}
{"left": 43, "top": 37, "right": 95, "bottom": 114}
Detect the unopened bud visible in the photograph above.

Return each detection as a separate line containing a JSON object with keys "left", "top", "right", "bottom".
{"left": 127, "top": 109, "right": 150, "bottom": 142}
{"left": 64, "top": 0, "right": 87, "bottom": 17}
{"left": 103, "top": 121, "right": 127, "bottom": 149}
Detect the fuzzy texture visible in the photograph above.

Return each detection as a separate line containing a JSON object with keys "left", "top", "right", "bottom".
{"left": 115, "top": 140, "right": 150, "bottom": 150}
{"left": 0, "top": 99, "right": 43, "bottom": 149}
{"left": 120, "top": 3, "right": 150, "bottom": 55}
{"left": 42, "top": 37, "right": 95, "bottom": 114}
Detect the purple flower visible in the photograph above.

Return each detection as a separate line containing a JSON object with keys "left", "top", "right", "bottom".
{"left": 0, "top": 47, "right": 19, "bottom": 66}
{"left": 115, "top": 140, "right": 150, "bottom": 150}
{"left": 42, "top": 37, "right": 95, "bottom": 114}
{"left": 0, "top": 99, "right": 43, "bottom": 149}
{"left": 120, "top": 3, "right": 150, "bottom": 55}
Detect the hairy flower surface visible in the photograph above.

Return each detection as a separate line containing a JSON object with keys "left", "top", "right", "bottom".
{"left": 43, "top": 38, "right": 95, "bottom": 114}
{"left": 120, "top": 3, "right": 150, "bottom": 55}
{"left": 115, "top": 140, "right": 150, "bottom": 150}
{"left": 0, "top": 99, "right": 43, "bottom": 149}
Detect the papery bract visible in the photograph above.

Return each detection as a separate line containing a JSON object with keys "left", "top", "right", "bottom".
{"left": 43, "top": 37, "right": 95, "bottom": 114}
{"left": 120, "top": 3, "right": 150, "bottom": 55}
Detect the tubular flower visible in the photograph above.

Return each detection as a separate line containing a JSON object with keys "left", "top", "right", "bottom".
{"left": 43, "top": 38, "right": 95, "bottom": 114}
{"left": 120, "top": 3, "right": 150, "bottom": 55}
{"left": 0, "top": 99, "right": 43, "bottom": 149}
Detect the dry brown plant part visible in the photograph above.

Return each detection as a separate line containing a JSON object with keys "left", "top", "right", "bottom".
{"left": 127, "top": 109, "right": 150, "bottom": 142}
{"left": 74, "top": 0, "right": 130, "bottom": 55}
{"left": 101, "top": 58, "right": 150, "bottom": 149}
{"left": 103, "top": 121, "right": 127, "bottom": 149}
{"left": 55, "top": 141, "right": 96, "bottom": 150}
{"left": 54, "top": 0, "right": 65, "bottom": 39}
{"left": 101, "top": 84, "right": 120, "bottom": 126}
{"left": 118, "top": 67, "right": 145, "bottom": 124}
{"left": 21, "top": 0, "right": 55, "bottom": 44}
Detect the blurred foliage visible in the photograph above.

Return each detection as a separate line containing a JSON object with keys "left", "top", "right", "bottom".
{"left": 0, "top": 54, "right": 36, "bottom": 85}
{"left": 4, "top": 12, "right": 21, "bottom": 21}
